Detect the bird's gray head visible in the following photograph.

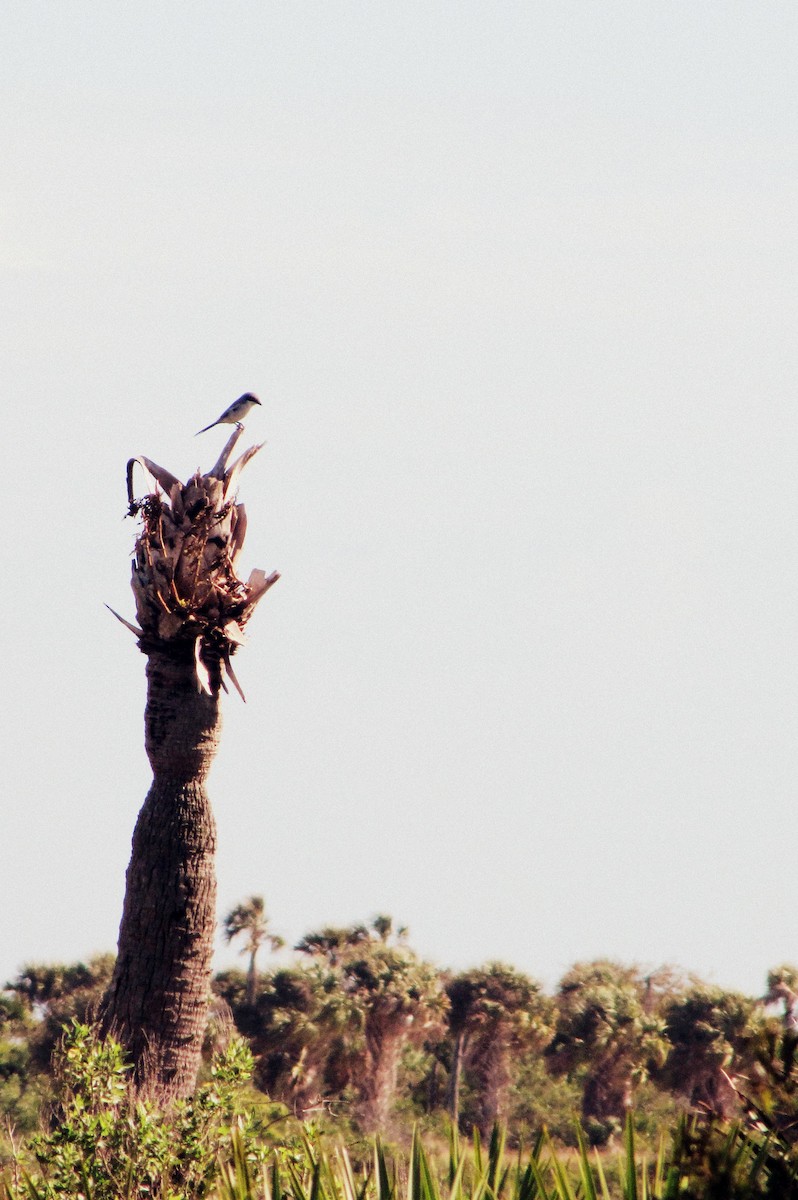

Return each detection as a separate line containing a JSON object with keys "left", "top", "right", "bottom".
{"left": 239, "top": 392, "right": 261, "bottom": 406}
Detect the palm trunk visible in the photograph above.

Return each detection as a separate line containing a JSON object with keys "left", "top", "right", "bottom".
{"left": 102, "top": 433, "right": 277, "bottom": 1103}
{"left": 359, "top": 1027, "right": 402, "bottom": 1133}
{"left": 582, "top": 1062, "right": 633, "bottom": 1144}
{"left": 246, "top": 949, "right": 257, "bottom": 1006}
{"left": 102, "top": 649, "right": 220, "bottom": 1102}
{"left": 475, "top": 1038, "right": 510, "bottom": 1136}
{"left": 425, "top": 1057, "right": 439, "bottom": 1112}
{"left": 446, "top": 1029, "right": 466, "bottom": 1123}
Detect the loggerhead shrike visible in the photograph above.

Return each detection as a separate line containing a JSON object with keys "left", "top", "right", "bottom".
{"left": 196, "top": 392, "right": 262, "bottom": 435}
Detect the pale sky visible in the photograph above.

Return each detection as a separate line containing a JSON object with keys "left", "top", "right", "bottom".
{"left": 3, "top": 3, "right": 798, "bottom": 998}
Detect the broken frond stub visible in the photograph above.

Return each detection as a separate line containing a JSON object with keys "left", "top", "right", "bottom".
{"left": 116, "top": 442, "right": 278, "bottom": 698}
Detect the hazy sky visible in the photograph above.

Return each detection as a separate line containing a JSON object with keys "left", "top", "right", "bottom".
{"left": 3, "top": 3, "right": 798, "bottom": 998}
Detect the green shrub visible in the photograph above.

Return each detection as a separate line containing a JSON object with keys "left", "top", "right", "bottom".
{"left": 1, "top": 1021, "right": 277, "bottom": 1199}
{"left": 8, "top": 1020, "right": 798, "bottom": 1199}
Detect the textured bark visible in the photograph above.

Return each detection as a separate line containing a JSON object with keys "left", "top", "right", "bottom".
{"left": 474, "top": 1037, "right": 511, "bottom": 1135}
{"left": 245, "top": 952, "right": 257, "bottom": 1007}
{"left": 102, "top": 650, "right": 220, "bottom": 1102}
{"left": 446, "top": 1029, "right": 466, "bottom": 1122}
{"left": 582, "top": 1064, "right": 633, "bottom": 1143}
{"left": 359, "top": 1026, "right": 404, "bottom": 1133}
{"left": 103, "top": 431, "right": 277, "bottom": 1103}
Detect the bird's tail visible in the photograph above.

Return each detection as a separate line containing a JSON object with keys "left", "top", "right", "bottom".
{"left": 195, "top": 421, "right": 219, "bottom": 436}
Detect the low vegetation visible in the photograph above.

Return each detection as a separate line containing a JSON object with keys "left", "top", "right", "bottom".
{"left": 3, "top": 909, "right": 798, "bottom": 1196}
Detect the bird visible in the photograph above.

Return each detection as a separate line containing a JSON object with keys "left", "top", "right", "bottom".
{"left": 195, "top": 393, "right": 262, "bottom": 435}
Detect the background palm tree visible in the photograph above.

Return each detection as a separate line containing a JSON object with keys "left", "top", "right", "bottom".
{"left": 656, "top": 981, "right": 754, "bottom": 1119}
{"left": 445, "top": 963, "right": 552, "bottom": 1134}
{"left": 295, "top": 919, "right": 446, "bottom": 1131}
{"left": 10, "top": 956, "right": 116, "bottom": 1073}
{"left": 223, "top": 896, "right": 284, "bottom": 1005}
{"left": 547, "top": 959, "right": 668, "bottom": 1145}
{"left": 294, "top": 924, "right": 370, "bottom": 967}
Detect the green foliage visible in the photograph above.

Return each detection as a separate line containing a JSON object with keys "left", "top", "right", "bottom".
{"left": 267, "top": 1112, "right": 798, "bottom": 1200}
{"left": 507, "top": 1051, "right": 583, "bottom": 1146}
{"left": 223, "top": 899, "right": 285, "bottom": 1007}
{"left": 657, "top": 982, "right": 755, "bottom": 1119}
{"left": 547, "top": 961, "right": 669, "bottom": 1145}
{"left": 8, "top": 1022, "right": 798, "bottom": 1198}
{"left": 8, "top": 958, "right": 116, "bottom": 1016}
{"left": 1, "top": 1021, "right": 273, "bottom": 1200}
{"left": 6, "top": 956, "right": 115, "bottom": 1074}
{"left": 664, "top": 1111, "right": 798, "bottom": 1198}
{"left": 12, "top": 940, "right": 798, "bottom": 1195}
{"left": 215, "top": 961, "right": 351, "bottom": 1114}
{"left": 220, "top": 921, "right": 447, "bottom": 1132}
{"left": 764, "top": 965, "right": 798, "bottom": 996}
{"left": 335, "top": 940, "right": 447, "bottom": 1132}
{"left": 0, "top": 1039, "right": 45, "bottom": 1144}
{"left": 295, "top": 927, "right": 370, "bottom": 966}
{"left": 445, "top": 964, "right": 552, "bottom": 1134}
{"left": 0, "top": 995, "right": 28, "bottom": 1029}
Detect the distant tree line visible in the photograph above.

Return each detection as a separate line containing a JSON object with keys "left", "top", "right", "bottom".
{"left": 3, "top": 904, "right": 798, "bottom": 1149}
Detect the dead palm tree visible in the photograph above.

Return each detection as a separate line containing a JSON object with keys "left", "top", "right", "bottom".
{"left": 101, "top": 425, "right": 278, "bottom": 1102}
{"left": 223, "top": 895, "right": 284, "bottom": 1005}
